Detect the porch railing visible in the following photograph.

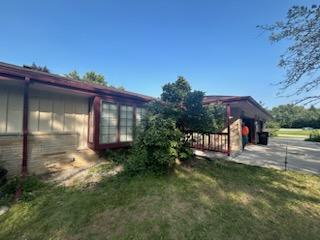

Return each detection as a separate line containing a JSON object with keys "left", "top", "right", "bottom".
{"left": 185, "top": 132, "right": 230, "bottom": 155}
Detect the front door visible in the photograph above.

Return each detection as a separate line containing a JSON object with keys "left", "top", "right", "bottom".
{"left": 242, "top": 118, "right": 255, "bottom": 143}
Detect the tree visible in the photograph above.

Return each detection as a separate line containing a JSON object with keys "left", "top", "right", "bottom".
{"left": 65, "top": 70, "right": 81, "bottom": 81}
{"left": 151, "top": 76, "right": 225, "bottom": 133}
{"left": 117, "top": 86, "right": 125, "bottom": 91}
{"left": 161, "top": 76, "right": 191, "bottom": 104}
{"left": 271, "top": 104, "right": 305, "bottom": 128}
{"left": 180, "top": 91, "right": 225, "bottom": 133}
{"left": 65, "top": 70, "right": 107, "bottom": 86}
{"left": 24, "top": 63, "right": 50, "bottom": 73}
{"left": 270, "top": 104, "right": 320, "bottom": 128}
{"left": 83, "top": 71, "right": 106, "bottom": 86}
{"left": 259, "top": 5, "right": 320, "bottom": 104}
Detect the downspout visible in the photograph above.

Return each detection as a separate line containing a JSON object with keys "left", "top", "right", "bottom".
{"left": 22, "top": 77, "right": 30, "bottom": 175}
{"left": 15, "top": 77, "right": 30, "bottom": 199}
{"left": 226, "top": 104, "right": 231, "bottom": 156}
{"left": 93, "top": 96, "right": 101, "bottom": 150}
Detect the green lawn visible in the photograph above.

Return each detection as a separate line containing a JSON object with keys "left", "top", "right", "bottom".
{"left": 1, "top": 158, "right": 320, "bottom": 240}
{"left": 276, "top": 128, "right": 319, "bottom": 138}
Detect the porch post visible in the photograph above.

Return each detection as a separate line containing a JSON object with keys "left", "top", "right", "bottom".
{"left": 226, "top": 104, "right": 231, "bottom": 156}
{"left": 93, "top": 96, "right": 101, "bottom": 150}
{"left": 117, "top": 104, "right": 121, "bottom": 143}
{"left": 22, "top": 77, "right": 30, "bottom": 175}
{"left": 253, "top": 116, "right": 256, "bottom": 143}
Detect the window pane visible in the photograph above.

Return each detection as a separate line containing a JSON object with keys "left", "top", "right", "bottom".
{"left": 119, "top": 105, "right": 134, "bottom": 142}
{"left": 136, "top": 107, "right": 146, "bottom": 126}
{"left": 100, "top": 102, "right": 118, "bottom": 144}
{"left": 127, "top": 120, "right": 133, "bottom": 127}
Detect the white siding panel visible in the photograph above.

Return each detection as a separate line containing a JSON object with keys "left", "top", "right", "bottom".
{"left": 64, "top": 100, "right": 74, "bottom": 113}
{"left": 0, "top": 90, "right": 8, "bottom": 133}
{"left": 75, "top": 100, "right": 87, "bottom": 114}
{"left": 39, "top": 98, "right": 52, "bottom": 132}
{"left": 29, "top": 98, "right": 39, "bottom": 132}
{"left": 64, "top": 113, "right": 74, "bottom": 132}
{"left": 64, "top": 100, "right": 74, "bottom": 132}
{"left": 76, "top": 99, "right": 88, "bottom": 148}
{"left": 7, "top": 90, "right": 23, "bottom": 133}
{"left": 82, "top": 113, "right": 88, "bottom": 148}
{"left": 53, "top": 99, "right": 64, "bottom": 132}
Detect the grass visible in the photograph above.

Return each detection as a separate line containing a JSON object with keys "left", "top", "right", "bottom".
{"left": 275, "top": 128, "right": 320, "bottom": 138}
{"left": 0, "top": 158, "right": 320, "bottom": 240}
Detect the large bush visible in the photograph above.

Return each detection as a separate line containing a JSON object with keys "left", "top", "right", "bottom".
{"left": 124, "top": 76, "right": 225, "bottom": 175}
{"left": 305, "top": 130, "right": 320, "bottom": 142}
{"left": 124, "top": 115, "right": 182, "bottom": 174}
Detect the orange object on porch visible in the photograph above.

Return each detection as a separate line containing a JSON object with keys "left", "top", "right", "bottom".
{"left": 242, "top": 126, "right": 249, "bottom": 136}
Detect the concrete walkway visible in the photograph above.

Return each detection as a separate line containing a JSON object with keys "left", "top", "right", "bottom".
{"left": 230, "top": 138, "right": 320, "bottom": 175}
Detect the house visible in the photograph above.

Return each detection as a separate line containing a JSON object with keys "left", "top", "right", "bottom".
{"left": 202, "top": 95, "right": 272, "bottom": 154}
{"left": 0, "top": 62, "right": 152, "bottom": 175}
{"left": 0, "top": 61, "right": 271, "bottom": 176}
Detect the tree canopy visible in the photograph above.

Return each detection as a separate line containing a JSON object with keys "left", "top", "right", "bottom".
{"left": 24, "top": 63, "right": 50, "bottom": 73}
{"left": 65, "top": 70, "right": 107, "bottom": 86}
{"left": 271, "top": 104, "right": 320, "bottom": 128}
{"left": 259, "top": 5, "right": 320, "bottom": 104}
{"left": 149, "top": 76, "right": 225, "bottom": 133}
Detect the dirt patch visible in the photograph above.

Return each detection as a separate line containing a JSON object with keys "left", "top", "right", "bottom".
{"left": 42, "top": 161, "right": 123, "bottom": 187}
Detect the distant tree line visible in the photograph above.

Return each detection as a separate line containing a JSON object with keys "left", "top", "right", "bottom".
{"left": 270, "top": 104, "right": 320, "bottom": 128}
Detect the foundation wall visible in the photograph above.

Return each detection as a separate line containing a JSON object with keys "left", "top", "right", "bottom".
{"left": 0, "top": 132, "right": 79, "bottom": 176}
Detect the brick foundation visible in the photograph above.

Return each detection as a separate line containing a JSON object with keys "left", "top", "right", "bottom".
{"left": 0, "top": 132, "right": 80, "bottom": 176}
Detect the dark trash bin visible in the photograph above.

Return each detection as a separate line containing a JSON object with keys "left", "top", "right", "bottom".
{"left": 258, "top": 132, "right": 269, "bottom": 145}
{"left": 0, "top": 167, "right": 7, "bottom": 187}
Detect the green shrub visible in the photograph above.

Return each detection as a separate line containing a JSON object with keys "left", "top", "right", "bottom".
{"left": 178, "top": 141, "right": 194, "bottom": 161}
{"left": 305, "top": 130, "right": 320, "bottom": 142}
{"left": 124, "top": 115, "right": 182, "bottom": 175}
{"left": 0, "top": 175, "right": 46, "bottom": 202}
{"left": 105, "top": 148, "right": 131, "bottom": 165}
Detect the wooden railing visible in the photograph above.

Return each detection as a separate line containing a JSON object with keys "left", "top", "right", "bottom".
{"left": 185, "top": 132, "right": 230, "bottom": 155}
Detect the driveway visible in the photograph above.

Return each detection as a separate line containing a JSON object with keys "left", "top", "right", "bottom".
{"left": 230, "top": 138, "right": 320, "bottom": 174}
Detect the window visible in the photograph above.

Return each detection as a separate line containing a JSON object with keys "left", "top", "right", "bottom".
{"left": 100, "top": 102, "right": 118, "bottom": 144}
{"left": 120, "top": 105, "right": 133, "bottom": 142}
{"left": 136, "top": 107, "right": 146, "bottom": 126}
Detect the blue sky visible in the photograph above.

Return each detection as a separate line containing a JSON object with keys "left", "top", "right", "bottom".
{"left": 0, "top": 0, "right": 315, "bottom": 108}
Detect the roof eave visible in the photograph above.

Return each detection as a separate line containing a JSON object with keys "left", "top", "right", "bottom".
{"left": 0, "top": 62, "right": 153, "bottom": 102}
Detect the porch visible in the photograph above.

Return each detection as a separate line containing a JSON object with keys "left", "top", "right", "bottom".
{"left": 188, "top": 95, "right": 272, "bottom": 156}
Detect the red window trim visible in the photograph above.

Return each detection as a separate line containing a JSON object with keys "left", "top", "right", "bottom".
{"left": 88, "top": 95, "right": 145, "bottom": 151}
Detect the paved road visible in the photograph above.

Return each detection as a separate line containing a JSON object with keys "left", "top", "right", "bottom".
{"left": 231, "top": 138, "right": 320, "bottom": 175}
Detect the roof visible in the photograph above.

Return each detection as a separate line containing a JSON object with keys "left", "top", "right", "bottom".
{"left": 0, "top": 61, "right": 153, "bottom": 102}
{"left": 203, "top": 95, "right": 272, "bottom": 118}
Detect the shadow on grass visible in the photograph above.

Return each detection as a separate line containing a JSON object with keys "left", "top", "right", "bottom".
{"left": 0, "top": 157, "right": 319, "bottom": 240}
